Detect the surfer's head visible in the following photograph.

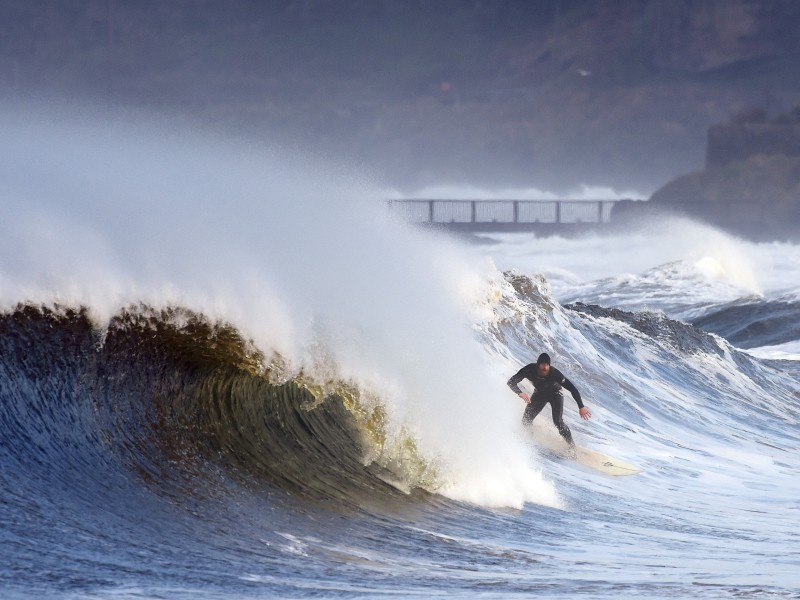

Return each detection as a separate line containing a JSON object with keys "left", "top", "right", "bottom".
{"left": 536, "top": 353, "right": 551, "bottom": 375}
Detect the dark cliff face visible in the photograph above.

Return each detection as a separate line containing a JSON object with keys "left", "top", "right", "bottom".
{"left": 627, "top": 153, "right": 800, "bottom": 241}
{"left": 2, "top": 0, "right": 800, "bottom": 191}
{"left": 633, "top": 102, "right": 800, "bottom": 242}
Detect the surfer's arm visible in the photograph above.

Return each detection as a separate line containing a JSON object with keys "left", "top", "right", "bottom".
{"left": 561, "top": 377, "right": 584, "bottom": 408}
{"left": 507, "top": 367, "right": 530, "bottom": 396}
{"left": 562, "top": 377, "right": 592, "bottom": 419}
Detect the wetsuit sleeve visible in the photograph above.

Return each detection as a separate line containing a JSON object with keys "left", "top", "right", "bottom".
{"left": 561, "top": 377, "right": 584, "bottom": 409}
{"left": 507, "top": 365, "right": 532, "bottom": 394}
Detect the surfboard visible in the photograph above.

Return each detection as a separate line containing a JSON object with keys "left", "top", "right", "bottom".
{"left": 529, "top": 426, "right": 642, "bottom": 476}
{"left": 573, "top": 446, "right": 643, "bottom": 476}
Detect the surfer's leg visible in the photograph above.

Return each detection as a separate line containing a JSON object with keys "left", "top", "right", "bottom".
{"left": 522, "top": 395, "right": 547, "bottom": 426}
{"left": 549, "top": 394, "right": 575, "bottom": 448}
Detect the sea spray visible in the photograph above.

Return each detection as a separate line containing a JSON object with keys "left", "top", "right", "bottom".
{"left": 0, "top": 105, "right": 559, "bottom": 509}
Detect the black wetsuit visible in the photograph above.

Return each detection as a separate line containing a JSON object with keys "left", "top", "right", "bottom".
{"left": 507, "top": 364, "right": 583, "bottom": 447}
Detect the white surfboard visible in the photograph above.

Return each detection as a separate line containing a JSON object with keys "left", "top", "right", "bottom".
{"left": 573, "top": 446, "right": 643, "bottom": 476}
{"left": 530, "top": 425, "right": 642, "bottom": 476}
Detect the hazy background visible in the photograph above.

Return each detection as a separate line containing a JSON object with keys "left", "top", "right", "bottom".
{"left": 2, "top": 0, "right": 800, "bottom": 195}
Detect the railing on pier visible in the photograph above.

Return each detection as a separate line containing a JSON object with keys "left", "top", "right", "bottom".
{"left": 387, "top": 199, "right": 622, "bottom": 228}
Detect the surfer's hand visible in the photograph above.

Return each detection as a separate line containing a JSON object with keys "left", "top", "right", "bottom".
{"left": 579, "top": 407, "right": 591, "bottom": 420}
{"left": 519, "top": 393, "right": 530, "bottom": 403}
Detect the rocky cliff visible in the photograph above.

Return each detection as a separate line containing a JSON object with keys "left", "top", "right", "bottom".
{"left": 616, "top": 107, "right": 800, "bottom": 240}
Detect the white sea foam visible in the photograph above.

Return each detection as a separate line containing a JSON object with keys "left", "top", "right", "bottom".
{"left": 469, "top": 218, "right": 783, "bottom": 321}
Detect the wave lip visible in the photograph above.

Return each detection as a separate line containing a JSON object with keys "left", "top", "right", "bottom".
{"left": 0, "top": 305, "right": 422, "bottom": 516}
{"left": 1, "top": 302, "right": 565, "bottom": 518}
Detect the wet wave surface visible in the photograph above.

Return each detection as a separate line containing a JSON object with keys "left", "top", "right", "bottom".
{"left": 0, "top": 305, "right": 445, "bottom": 597}
{"left": 2, "top": 276, "right": 800, "bottom": 599}
{"left": 691, "top": 297, "right": 800, "bottom": 349}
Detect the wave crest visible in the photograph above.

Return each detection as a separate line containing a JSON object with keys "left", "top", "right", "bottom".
{"left": 0, "top": 304, "right": 440, "bottom": 513}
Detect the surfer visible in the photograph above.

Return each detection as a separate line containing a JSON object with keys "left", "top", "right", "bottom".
{"left": 507, "top": 353, "right": 591, "bottom": 449}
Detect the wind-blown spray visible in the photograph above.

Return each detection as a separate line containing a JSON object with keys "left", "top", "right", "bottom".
{"left": 0, "top": 105, "right": 558, "bottom": 508}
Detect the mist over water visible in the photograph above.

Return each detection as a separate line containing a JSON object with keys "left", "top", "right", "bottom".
{"left": 0, "top": 104, "right": 559, "bottom": 508}
{"left": 472, "top": 218, "right": 773, "bottom": 307}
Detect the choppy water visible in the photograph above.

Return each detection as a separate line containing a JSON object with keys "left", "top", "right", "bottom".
{"left": 1, "top": 108, "right": 799, "bottom": 599}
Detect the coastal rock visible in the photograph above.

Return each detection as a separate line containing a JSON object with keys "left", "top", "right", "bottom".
{"left": 646, "top": 154, "right": 800, "bottom": 239}
{"left": 614, "top": 104, "right": 800, "bottom": 242}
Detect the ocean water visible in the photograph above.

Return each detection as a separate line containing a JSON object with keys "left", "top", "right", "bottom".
{"left": 1, "top": 108, "right": 799, "bottom": 599}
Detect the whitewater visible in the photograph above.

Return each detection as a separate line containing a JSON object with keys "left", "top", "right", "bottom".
{"left": 1, "top": 107, "right": 798, "bottom": 599}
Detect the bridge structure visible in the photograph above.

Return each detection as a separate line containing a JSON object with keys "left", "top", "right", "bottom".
{"left": 386, "top": 198, "right": 627, "bottom": 233}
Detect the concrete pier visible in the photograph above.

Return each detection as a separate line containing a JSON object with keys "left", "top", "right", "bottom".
{"left": 387, "top": 198, "right": 626, "bottom": 234}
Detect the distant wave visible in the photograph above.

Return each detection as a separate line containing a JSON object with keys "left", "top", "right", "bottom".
{"left": 487, "top": 270, "right": 799, "bottom": 442}
{"left": 691, "top": 298, "right": 800, "bottom": 349}
{"left": 565, "top": 301, "right": 729, "bottom": 357}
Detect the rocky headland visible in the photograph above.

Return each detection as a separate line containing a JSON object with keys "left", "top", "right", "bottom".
{"left": 614, "top": 106, "right": 800, "bottom": 241}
